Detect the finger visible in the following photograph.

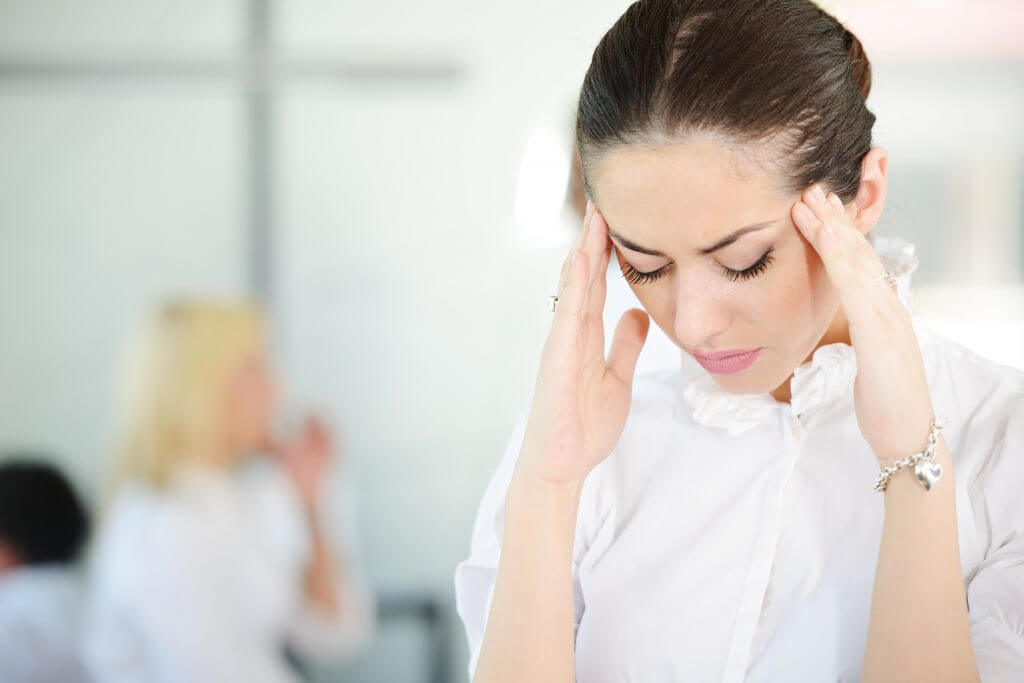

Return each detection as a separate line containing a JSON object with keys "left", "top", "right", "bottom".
{"left": 582, "top": 242, "right": 610, "bottom": 357}
{"left": 550, "top": 248, "right": 590, "bottom": 344}
{"left": 825, "top": 215, "right": 907, "bottom": 326}
{"left": 792, "top": 195, "right": 826, "bottom": 248}
{"left": 823, "top": 193, "right": 888, "bottom": 278}
{"left": 607, "top": 308, "right": 650, "bottom": 386}
{"left": 579, "top": 210, "right": 608, "bottom": 312}
{"left": 587, "top": 217, "right": 612, "bottom": 322}
{"left": 794, "top": 184, "right": 876, "bottom": 274}
{"left": 792, "top": 187, "right": 894, "bottom": 322}
{"left": 558, "top": 201, "right": 596, "bottom": 295}
{"left": 798, "top": 184, "right": 881, "bottom": 273}
{"left": 822, "top": 193, "right": 894, "bottom": 284}
{"left": 793, "top": 183, "right": 839, "bottom": 248}
{"left": 814, "top": 189, "right": 901, "bottom": 304}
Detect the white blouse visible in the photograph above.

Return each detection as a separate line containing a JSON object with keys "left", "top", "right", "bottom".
{"left": 0, "top": 565, "right": 88, "bottom": 682}
{"left": 454, "top": 236, "right": 1024, "bottom": 682}
{"left": 83, "top": 457, "right": 376, "bottom": 683}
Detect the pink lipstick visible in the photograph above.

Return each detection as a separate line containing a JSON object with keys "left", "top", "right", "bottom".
{"left": 691, "top": 347, "right": 764, "bottom": 374}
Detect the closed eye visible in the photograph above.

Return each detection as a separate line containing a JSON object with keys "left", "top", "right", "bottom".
{"left": 722, "top": 247, "right": 775, "bottom": 282}
{"left": 619, "top": 247, "right": 776, "bottom": 285}
{"left": 620, "top": 261, "right": 671, "bottom": 286}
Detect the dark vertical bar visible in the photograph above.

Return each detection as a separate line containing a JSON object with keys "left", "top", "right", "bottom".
{"left": 432, "top": 600, "right": 453, "bottom": 683}
{"left": 246, "top": 0, "right": 272, "bottom": 304}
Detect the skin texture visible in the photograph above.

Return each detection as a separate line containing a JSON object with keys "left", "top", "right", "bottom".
{"left": 474, "top": 138, "right": 980, "bottom": 681}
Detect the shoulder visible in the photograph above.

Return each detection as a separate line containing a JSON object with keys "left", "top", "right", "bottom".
{"left": 90, "top": 477, "right": 233, "bottom": 586}
{"left": 918, "top": 322, "right": 1024, "bottom": 402}
{"left": 917, "top": 323, "right": 1024, "bottom": 486}
{"left": 0, "top": 566, "right": 82, "bottom": 618}
{"left": 918, "top": 323, "right": 1024, "bottom": 437}
{"left": 98, "top": 482, "right": 195, "bottom": 547}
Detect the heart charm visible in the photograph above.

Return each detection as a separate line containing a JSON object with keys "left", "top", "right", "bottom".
{"left": 913, "top": 458, "right": 943, "bottom": 491}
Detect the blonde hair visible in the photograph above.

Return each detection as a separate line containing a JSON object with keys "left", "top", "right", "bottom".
{"left": 108, "top": 299, "right": 266, "bottom": 494}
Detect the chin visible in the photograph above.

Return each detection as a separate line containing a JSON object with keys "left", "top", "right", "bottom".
{"left": 712, "top": 374, "right": 768, "bottom": 395}
{"left": 706, "top": 354, "right": 792, "bottom": 396}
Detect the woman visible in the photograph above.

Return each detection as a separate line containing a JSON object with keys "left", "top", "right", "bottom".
{"left": 454, "top": 1, "right": 1024, "bottom": 681}
{"left": 83, "top": 301, "right": 375, "bottom": 683}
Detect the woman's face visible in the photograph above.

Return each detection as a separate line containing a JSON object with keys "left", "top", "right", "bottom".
{"left": 223, "top": 341, "right": 277, "bottom": 457}
{"left": 589, "top": 139, "right": 846, "bottom": 396}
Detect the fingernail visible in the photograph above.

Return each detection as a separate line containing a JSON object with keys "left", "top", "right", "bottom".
{"left": 827, "top": 192, "right": 844, "bottom": 211}
{"left": 811, "top": 184, "right": 826, "bottom": 204}
{"left": 793, "top": 201, "right": 816, "bottom": 225}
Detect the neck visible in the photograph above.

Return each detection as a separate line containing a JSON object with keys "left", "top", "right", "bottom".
{"left": 770, "top": 304, "right": 850, "bottom": 404}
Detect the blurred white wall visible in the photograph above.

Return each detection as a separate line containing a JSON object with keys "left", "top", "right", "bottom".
{"left": 1, "top": 1, "right": 1022, "bottom": 682}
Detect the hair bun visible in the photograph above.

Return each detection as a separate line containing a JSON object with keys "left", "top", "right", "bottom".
{"left": 842, "top": 27, "right": 872, "bottom": 99}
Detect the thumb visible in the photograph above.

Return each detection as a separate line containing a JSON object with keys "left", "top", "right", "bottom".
{"left": 607, "top": 309, "right": 650, "bottom": 385}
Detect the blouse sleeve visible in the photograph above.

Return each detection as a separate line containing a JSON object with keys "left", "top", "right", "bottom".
{"left": 243, "top": 459, "right": 377, "bottom": 662}
{"left": 284, "top": 561, "right": 377, "bottom": 661}
{"left": 453, "top": 411, "right": 592, "bottom": 683}
{"left": 965, "top": 393, "right": 1024, "bottom": 681}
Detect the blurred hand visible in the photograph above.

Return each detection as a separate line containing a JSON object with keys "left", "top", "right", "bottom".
{"left": 278, "top": 415, "right": 340, "bottom": 508}
{"left": 515, "top": 200, "right": 650, "bottom": 486}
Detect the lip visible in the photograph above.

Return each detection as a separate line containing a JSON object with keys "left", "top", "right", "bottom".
{"left": 690, "top": 347, "right": 764, "bottom": 374}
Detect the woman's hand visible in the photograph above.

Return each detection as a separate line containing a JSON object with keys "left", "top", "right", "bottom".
{"left": 278, "top": 415, "right": 338, "bottom": 508}
{"left": 515, "top": 201, "right": 651, "bottom": 486}
{"left": 791, "top": 184, "right": 936, "bottom": 466}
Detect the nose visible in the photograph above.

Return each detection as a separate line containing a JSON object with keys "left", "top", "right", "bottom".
{"left": 672, "top": 273, "right": 732, "bottom": 351}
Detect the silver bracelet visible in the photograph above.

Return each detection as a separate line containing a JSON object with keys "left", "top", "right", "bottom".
{"left": 872, "top": 416, "right": 946, "bottom": 493}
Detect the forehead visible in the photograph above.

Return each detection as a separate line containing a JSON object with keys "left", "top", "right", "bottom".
{"left": 588, "top": 139, "right": 788, "bottom": 248}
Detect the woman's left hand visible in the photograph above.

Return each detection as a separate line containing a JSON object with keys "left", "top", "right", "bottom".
{"left": 791, "top": 183, "right": 935, "bottom": 466}
{"left": 279, "top": 415, "right": 338, "bottom": 508}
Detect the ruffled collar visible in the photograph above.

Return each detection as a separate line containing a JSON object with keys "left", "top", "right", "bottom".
{"left": 675, "top": 234, "right": 921, "bottom": 435}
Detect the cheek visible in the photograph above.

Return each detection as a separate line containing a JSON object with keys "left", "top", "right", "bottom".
{"left": 229, "top": 375, "right": 273, "bottom": 429}
{"left": 769, "top": 241, "right": 832, "bottom": 330}
{"left": 248, "top": 376, "right": 274, "bottom": 420}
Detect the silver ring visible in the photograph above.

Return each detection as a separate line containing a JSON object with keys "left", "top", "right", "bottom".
{"left": 548, "top": 295, "right": 558, "bottom": 312}
{"left": 873, "top": 270, "right": 897, "bottom": 286}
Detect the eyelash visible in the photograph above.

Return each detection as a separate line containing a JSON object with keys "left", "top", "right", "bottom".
{"left": 620, "top": 247, "right": 776, "bottom": 285}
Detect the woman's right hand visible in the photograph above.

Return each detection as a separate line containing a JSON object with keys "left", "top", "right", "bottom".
{"left": 515, "top": 201, "right": 650, "bottom": 487}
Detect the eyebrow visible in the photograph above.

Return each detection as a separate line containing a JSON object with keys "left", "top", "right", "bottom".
{"left": 608, "top": 219, "right": 779, "bottom": 257}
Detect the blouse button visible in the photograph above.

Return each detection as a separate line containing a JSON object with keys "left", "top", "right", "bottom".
{"left": 789, "top": 413, "right": 803, "bottom": 442}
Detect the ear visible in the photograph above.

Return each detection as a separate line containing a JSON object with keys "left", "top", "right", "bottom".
{"left": 850, "top": 146, "right": 888, "bottom": 236}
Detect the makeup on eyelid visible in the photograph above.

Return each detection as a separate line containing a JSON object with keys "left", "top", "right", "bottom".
{"left": 616, "top": 245, "right": 776, "bottom": 285}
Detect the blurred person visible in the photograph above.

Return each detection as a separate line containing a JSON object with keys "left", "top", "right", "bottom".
{"left": 82, "top": 300, "right": 375, "bottom": 683}
{"left": 0, "top": 459, "right": 90, "bottom": 682}
{"left": 456, "top": 1, "right": 1024, "bottom": 682}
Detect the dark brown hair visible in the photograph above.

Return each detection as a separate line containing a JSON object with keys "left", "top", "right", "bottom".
{"left": 576, "top": 0, "right": 875, "bottom": 203}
